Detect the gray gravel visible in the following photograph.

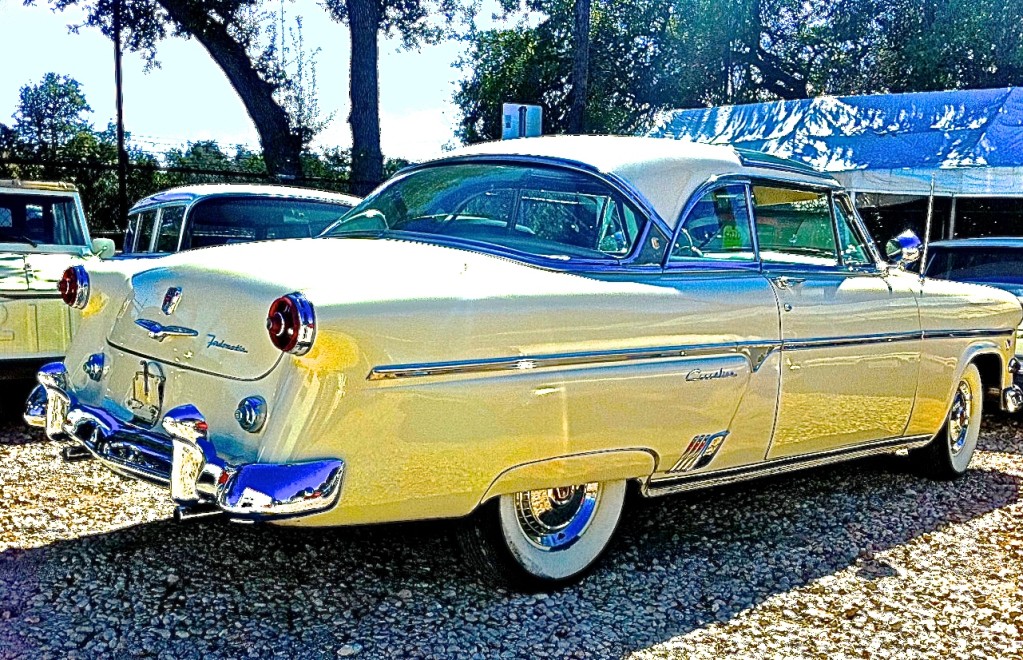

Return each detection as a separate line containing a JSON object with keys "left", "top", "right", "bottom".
{"left": 1, "top": 394, "right": 1021, "bottom": 658}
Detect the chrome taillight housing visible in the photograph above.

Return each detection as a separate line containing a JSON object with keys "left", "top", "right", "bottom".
{"left": 267, "top": 293, "right": 315, "bottom": 355}
{"left": 58, "top": 266, "right": 90, "bottom": 309}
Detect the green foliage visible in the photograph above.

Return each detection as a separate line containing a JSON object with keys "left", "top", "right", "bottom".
{"left": 456, "top": 0, "right": 1023, "bottom": 142}
{"left": 13, "top": 73, "right": 94, "bottom": 158}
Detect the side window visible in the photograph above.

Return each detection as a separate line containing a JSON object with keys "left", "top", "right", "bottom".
{"left": 155, "top": 206, "right": 186, "bottom": 252}
{"left": 752, "top": 186, "right": 838, "bottom": 267}
{"left": 670, "top": 184, "right": 754, "bottom": 263}
{"left": 833, "top": 195, "right": 873, "bottom": 267}
{"left": 124, "top": 213, "right": 139, "bottom": 251}
{"left": 135, "top": 209, "right": 158, "bottom": 252}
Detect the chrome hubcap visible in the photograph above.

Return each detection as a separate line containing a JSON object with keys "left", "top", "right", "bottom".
{"left": 514, "top": 483, "right": 600, "bottom": 550}
{"left": 948, "top": 380, "right": 973, "bottom": 456}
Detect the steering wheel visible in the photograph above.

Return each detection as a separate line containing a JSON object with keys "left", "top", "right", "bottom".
{"left": 676, "top": 227, "right": 705, "bottom": 258}
{"left": 339, "top": 208, "right": 388, "bottom": 231}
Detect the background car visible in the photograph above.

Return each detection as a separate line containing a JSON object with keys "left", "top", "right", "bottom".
{"left": 26, "top": 137, "right": 1023, "bottom": 590}
{"left": 924, "top": 237, "right": 1023, "bottom": 385}
{"left": 123, "top": 184, "right": 361, "bottom": 254}
{"left": 0, "top": 179, "right": 113, "bottom": 380}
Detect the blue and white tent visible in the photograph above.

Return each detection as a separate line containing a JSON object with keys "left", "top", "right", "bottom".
{"left": 650, "top": 87, "right": 1023, "bottom": 197}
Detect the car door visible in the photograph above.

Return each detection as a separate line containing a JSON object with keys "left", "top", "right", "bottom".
{"left": 647, "top": 181, "right": 781, "bottom": 480}
{"left": 754, "top": 184, "right": 922, "bottom": 459}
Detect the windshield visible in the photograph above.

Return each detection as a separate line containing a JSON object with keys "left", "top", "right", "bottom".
{"left": 0, "top": 193, "right": 85, "bottom": 247}
{"left": 321, "top": 163, "right": 646, "bottom": 262}
{"left": 926, "top": 247, "right": 1023, "bottom": 292}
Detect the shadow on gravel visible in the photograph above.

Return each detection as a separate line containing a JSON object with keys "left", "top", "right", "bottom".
{"left": 0, "top": 447, "right": 1019, "bottom": 659}
{"left": 979, "top": 410, "right": 1023, "bottom": 455}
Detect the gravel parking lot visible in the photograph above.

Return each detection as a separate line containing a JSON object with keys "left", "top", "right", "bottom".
{"left": 1, "top": 391, "right": 1020, "bottom": 659}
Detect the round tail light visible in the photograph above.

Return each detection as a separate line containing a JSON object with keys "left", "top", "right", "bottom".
{"left": 267, "top": 293, "right": 315, "bottom": 355}
{"left": 58, "top": 266, "right": 90, "bottom": 309}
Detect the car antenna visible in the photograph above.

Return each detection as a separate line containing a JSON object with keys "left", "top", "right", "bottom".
{"left": 920, "top": 174, "right": 935, "bottom": 281}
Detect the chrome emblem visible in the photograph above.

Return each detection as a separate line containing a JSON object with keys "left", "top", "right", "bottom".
{"left": 162, "top": 287, "right": 182, "bottom": 315}
{"left": 126, "top": 360, "right": 165, "bottom": 425}
{"left": 135, "top": 318, "right": 199, "bottom": 342}
{"left": 669, "top": 430, "right": 730, "bottom": 473}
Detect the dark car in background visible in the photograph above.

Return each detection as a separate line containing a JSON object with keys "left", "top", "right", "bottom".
{"left": 925, "top": 237, "right": 1023, "bottom": 383}
{"left": 124, "top": 184, "right": 361, "bottom": 254}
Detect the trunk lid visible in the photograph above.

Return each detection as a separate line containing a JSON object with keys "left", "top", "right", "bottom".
{"left": 108, "top": 265, "right": 285, "bottom": 380}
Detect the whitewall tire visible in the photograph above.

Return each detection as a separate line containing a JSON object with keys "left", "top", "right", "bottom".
{"left": 914, "top": 363, "right": 983, "bottom": 480}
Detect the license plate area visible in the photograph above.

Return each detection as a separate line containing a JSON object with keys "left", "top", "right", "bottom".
{"left": 125, "top": 360, "right": 165, "bottom": 426}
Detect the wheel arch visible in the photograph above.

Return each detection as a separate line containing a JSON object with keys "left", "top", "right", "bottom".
{"left": 477, "top": 448, "right": 658, "bottom": 506}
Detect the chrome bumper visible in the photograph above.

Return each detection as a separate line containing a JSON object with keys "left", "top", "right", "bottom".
{"left": 26, "top": 362, "right": 345, "bottom": 521}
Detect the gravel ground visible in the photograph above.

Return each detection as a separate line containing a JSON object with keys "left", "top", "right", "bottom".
{"left": 1, "top": 393, "right": 1020, "bottom": 658}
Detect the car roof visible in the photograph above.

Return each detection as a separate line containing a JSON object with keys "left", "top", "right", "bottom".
{"left": 129, "top": 184, "right": 361, "bottom": 213}
{"left": 930, "top": 237, "right": 1023, "bottom": 249}
{"left": 437, "top": 135, "right": 839, "bottom": 229}
{"left": 0, "top": 179, "right": 78, "bottom": 193}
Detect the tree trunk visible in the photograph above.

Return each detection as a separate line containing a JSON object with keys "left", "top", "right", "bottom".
{"left": 567, "top": 0, "right": 591, "bottom": 134}
{"left": 347, "top": 0, "right": 384, "bottom": 196}
{"left": 157, "top": 0, "right": 302, "bottom": 180}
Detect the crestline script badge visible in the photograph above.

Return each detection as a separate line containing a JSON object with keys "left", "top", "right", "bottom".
{"left": 685, "top": 367, "right": 739, "bottom": 382}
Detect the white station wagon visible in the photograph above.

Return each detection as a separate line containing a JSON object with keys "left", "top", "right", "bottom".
{"left": 25, "top": 136, "right": 1023, "bottom": 589}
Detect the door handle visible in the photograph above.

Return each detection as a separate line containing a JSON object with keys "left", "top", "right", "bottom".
{"left": 771, "top": 276, "right": 806, "bottom": 290}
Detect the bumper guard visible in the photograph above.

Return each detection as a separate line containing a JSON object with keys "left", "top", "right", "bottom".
{"left": 26, "top": 362, "right": 345, "bottom": 522}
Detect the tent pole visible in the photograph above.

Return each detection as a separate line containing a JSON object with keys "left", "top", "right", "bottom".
{"left": 949, "top": 196, "right": 957, "bottom": 239}
{"left": 921, "top": 176, "right": 935, "bottom": 280}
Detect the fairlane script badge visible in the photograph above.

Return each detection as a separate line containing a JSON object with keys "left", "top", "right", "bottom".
{"left": 126, "top": 360, "right": 165, "bottom": 425}
{"left": 206, "top": 334, "right": 248, "bottom": 353}
{"left": 162, "top": 287, "right": 182, "bottom": 315}
{"left": 685, "top": 367, "right": 738, "bottom": 382}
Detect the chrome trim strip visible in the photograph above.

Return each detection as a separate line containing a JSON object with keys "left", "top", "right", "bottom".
{"left": 367, "top": 327, "right": 1014, "bottom": 382}
{"left": 784, "top": 331, "right": 922, "bottom": 350}
{"left": 368, "top": 341, "right": 779, "bottom": 381}
{"left": 642, "top": 434, "right": 933, "bottom": 498}
{"left": 923, "top": 329, "right": 1015, "bottom": 340}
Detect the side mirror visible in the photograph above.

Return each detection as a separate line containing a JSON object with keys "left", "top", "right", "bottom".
{"left": 91, "top": 238, "right": 116, "bottom": 259}
{"left": 885, "top": 230, "right": 922, "bottom": 269}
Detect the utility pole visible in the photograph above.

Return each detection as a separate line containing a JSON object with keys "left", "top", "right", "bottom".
{"left": 113, "top": 0, "right": 128, "bottom": 229}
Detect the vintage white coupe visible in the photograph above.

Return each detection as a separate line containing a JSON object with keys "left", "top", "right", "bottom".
{"left": 25, "top": 137, "right": 1023, "bottom": 588}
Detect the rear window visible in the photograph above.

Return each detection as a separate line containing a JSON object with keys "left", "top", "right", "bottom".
{"left": 0, "top": 193, "right": 85, "bottom": 246}
{"left": 926, "top": 247, "right": 1023, "bottom": 287}
{"left": 182, "top": 196, "right": 354, "bottom": 250}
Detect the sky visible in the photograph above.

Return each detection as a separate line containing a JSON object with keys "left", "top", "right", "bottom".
{"left": 0, "top": 0, "right": 513, "bottom": 162}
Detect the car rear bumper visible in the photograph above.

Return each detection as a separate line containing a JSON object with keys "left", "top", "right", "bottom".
{"left": 26, "top": 362, "right": 345, "bottom": 521}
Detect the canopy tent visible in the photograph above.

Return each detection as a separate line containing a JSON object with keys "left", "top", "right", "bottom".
{"left": 649, "top": 87, "right": 1023, "bottom": 197}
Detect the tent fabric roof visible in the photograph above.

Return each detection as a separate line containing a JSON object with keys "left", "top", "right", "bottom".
{"left": 649, "top": 87, "right": 1023, "bottom": 196}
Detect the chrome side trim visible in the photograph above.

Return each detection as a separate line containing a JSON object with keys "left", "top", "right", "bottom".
{"left": 367, "top": 341, "right": 780, "bottom": 381}
{"left": 643, "top": 434, "right": 933, "bottom": 498}
{"left": 784, "top": 331, "right": 922, "bottom": 350}
{"left": 367, "top": 328, "right": 1014, "bottom": 382}
{"left": 923, "top": 329, "right": 1015, "bottom": 340}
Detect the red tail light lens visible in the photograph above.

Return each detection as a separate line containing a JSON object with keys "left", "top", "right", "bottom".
{"left": 58, "top": 266, "right": 90, "bottom": 309}
{"left": 267, "top": 293, "right": 315, "bottom": 355}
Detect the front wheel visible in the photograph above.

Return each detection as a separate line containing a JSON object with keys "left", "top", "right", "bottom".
{"left": 913, "top": 363, "right": 983, "bottom": 480}
{"left": 457, "top": 480, "right": 626, "bottom": 591}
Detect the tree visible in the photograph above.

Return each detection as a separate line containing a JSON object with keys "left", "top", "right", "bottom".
{"left": 322, "top": 0, "right": 474, "bottom": 195}
{"left": 566, "top": 0, "right": 591, "bottom": 133}
{"left": 35, "top": 0, "right": 329, "bottom": 179}
{"left": 12, "top": 73, "right": 94, "bottom": 161}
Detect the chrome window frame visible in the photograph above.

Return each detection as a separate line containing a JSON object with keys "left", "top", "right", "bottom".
{"left": 342, "top": 155, "right": 673, "bottom": 274}
{"left": 664, "top": 175, "right": 762, "bottom": 272}
{"left": 748, "top": 178, "right": 883, "bottom": 277}
{"left": 154, "top": 204, "right": 188, "bottom": 253}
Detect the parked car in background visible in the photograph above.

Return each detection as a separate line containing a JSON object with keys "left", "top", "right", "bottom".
{"left": 924, "top": 237, "right": 1023, "bottom": 385}
{"left": 0, "top": 179, "right": 114, "bottom": 379}
{"left": 123, "top": 184, "right": 361, "bottom": 254}
{"left": 25, "top": 136, "right": 1023, "bottom": 589}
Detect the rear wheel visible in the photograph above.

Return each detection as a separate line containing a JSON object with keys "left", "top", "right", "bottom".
{"left": 913, "top": 363, "right": 982, "bottom": 480}
{"left": 457, "top": 480, "right": 626, "bottom": 591}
